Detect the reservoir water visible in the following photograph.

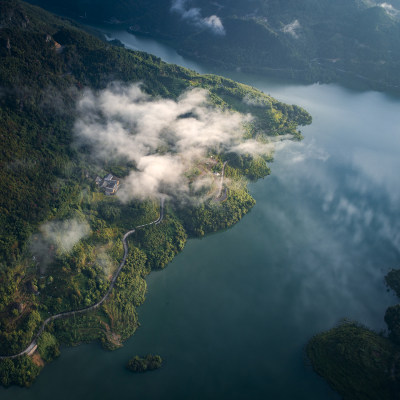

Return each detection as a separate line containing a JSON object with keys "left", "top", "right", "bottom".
{"left": 2, "top": 30, "right": 400, "bottom": 400}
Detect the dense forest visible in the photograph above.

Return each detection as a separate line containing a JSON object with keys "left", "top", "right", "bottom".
{"left": 307, "top": 269, "right": 400, "bottom": 400}
{"left": 0, "top": 0, "right": 311, "bottom": 387}
{"left": 25, "top": 0, "right": 400, "bottom": 92}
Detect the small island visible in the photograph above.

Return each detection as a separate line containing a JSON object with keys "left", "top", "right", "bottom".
{"left": 126, "top": 354, "right": 162, "bottom": 373}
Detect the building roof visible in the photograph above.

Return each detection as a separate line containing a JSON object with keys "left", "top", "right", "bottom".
{"left": 106, "top": 181, "right": 118, "bottom": 189}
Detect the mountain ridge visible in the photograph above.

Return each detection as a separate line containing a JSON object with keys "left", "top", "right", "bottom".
{"left": 25, "top": 0, "right": 400, "bottom": 92}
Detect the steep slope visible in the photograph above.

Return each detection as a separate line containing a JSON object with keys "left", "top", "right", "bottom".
{"left": 25, "top": 0, "right": 400, "bottom": 91}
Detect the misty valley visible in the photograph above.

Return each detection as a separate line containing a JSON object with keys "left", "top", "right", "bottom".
{"left": 1, "top": 1, "right": 400, "bottom": 400}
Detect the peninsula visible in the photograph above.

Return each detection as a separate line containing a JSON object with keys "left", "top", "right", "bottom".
{"left": 0, "top": 0, "right": 311, "bottom": 386}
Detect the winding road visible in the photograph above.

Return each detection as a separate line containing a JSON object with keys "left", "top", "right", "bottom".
{"left": 0, "top": 197, "right": 165, "bottom": 360}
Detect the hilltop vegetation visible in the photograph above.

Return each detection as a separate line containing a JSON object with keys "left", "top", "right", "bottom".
{"left": 0, "top": 0, "right": 310, "bottom": 387}
{"left": 25, "top": 0, "right": 400, "bottom": 92}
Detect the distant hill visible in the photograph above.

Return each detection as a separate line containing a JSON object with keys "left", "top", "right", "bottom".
{"left": 25, "top": 0, "right": 400, "bottom": 92}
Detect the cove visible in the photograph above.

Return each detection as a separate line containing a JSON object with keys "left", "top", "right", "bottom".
{"left": 2, "top": 30, "right": 400, "bottom": 400}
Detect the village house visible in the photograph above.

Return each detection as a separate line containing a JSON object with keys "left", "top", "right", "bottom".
{"left": 95, "top": 173, "right": 120, "bottom": 195}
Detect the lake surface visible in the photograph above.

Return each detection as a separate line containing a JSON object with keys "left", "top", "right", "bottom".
{"left": 3, "top": 31, "right": 400, "bottom": 400}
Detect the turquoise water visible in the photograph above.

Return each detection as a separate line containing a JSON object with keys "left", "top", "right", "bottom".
{"left": 2, "top": 31, "right": 400, "bottom": 400}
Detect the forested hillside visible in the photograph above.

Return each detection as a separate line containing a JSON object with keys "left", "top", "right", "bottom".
{"left": 0, "top": 0, "right": 311, "bottom": 386}
{"left": 25, "top": 0, "right": 400, "bottom": 91}
{"left": 307, "top": 269, "right": 400, "bottom": 400}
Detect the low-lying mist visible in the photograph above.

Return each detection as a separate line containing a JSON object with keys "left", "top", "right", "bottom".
{"left": 30, "top": 219, "right": 90, "bottom": 274}
{"left": 74, "top": 83, "right": 277, "bottom": 203}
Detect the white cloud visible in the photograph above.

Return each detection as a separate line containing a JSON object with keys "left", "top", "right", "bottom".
{"left": 230, "top": 135, "right": 295, "bottom": 157}
{"left": 30, "top": 219, "right": 90, "bottom": 273}
{"left": 282, "top": 20, "right": 301, "bottom": 39}
{"left": 171, "top": 0, "right": 225, "bottom": 35}
{"left": 74, "top": 83, "right": 261, "bottom": 202}
{"left": 230, "top": 140, "right": 274, "bottom": 156}
{"left": 202, "top": 15, "right": 225, "bottom": 34}
{"left": 379, "top": 3, "right": 400, "bottom": 17}
{"left": 277, "top": 137, "right": 330, "bottom": 164}
{"left": 40, "top": 219, "right": 90, "bottom": 253}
